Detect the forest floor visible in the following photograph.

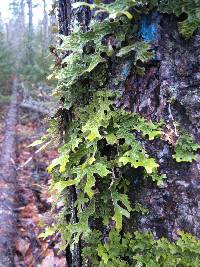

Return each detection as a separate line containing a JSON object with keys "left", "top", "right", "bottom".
{"left": 0, "top": 81, "right": 66, "bottom": 267}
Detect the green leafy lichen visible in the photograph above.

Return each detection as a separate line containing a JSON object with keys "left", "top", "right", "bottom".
{"left": 73, "top": 0, "right": 137, "bottom": 20}
{"left": 41, "top": 0, "right": 200, "bottom": 264}
{"left": 46, "top": 91, "right": 164, "bottom": 247}
{"left": 51, "top": 18, "right": 131, "bottom": 107}
{"left": 158, "top": 0, "right": 200, "bottom": 39}
{"left": 173, "top": 132, "right": 199, "bottom": 162}
{"left": 82, "top": 229, "right": 200, "bottom": 267}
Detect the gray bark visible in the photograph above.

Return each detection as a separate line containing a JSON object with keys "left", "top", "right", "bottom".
{"left": 132, "top": 15, "right": 200, "bottom": 240}
{"left": 108, "top": 13, "right": 200, "bottom": 240}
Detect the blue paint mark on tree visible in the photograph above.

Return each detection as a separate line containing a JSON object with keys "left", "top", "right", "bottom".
{"left": 121, "top": 63, "right": 131, "bottom": 78}
{"left": 138, "top": 14, "right": 158, "bottom": 42}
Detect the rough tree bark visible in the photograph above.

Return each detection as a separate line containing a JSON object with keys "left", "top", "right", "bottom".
{"left": 58, "top": 2, "right": 92, "bottom": 266}
{"left": 133, "top": 15, "right": 200, "bottom": 240}
{"left": 0, "top": 78, "right": 18, "bottom": 267}
{"left": 57, "top": 1, "right": 200, "bottom": 265}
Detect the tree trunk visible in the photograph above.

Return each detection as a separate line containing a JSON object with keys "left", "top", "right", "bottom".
{"left": 58, "top": 2, "right": 92, "bottom": 266}
{"left": 42, "top": 0, "right": 49, "bottom": 54}
{"left": 0, "top": 77, "right": 18, "bottom": 267}
{"left": 20, "top": 0, "right": 25, "bottom": 46}
{"left": 27, "top": 0, "right": 33, "bottom": 64}
{"left": 132, "top": 14, "right": 200, "bottom": 240}
{"left": 57, "top": 0, "right": 200, "bottom": 263}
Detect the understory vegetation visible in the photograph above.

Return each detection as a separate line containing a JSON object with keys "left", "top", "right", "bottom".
{"left": 34, "top": 0, "right": 200, "bottom": 266}
{"left": 0, "top": 24, "right": 13, "bottom": 99}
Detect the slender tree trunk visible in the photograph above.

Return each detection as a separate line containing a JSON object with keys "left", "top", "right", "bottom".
{"left": 42, "top": 0, "right": 48, "bottom": 54}
{"left": 0, "top": 77, "right": 18, "bottom": 267}
{"left": 58, "top": 0, "right": 71, "bottom": 36}
{"left": 20, "top": 0, "right": 25, "bottom": 39}
{"left": 27, "top": 0, "right": 33, "bottom": 64}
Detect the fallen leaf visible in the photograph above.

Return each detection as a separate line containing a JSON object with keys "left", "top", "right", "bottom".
{"left": 15, "top": 238, "right": 30, "bottom": 256}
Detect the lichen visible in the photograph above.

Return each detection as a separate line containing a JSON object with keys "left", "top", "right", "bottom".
{"left": 41, "top": 0, "right": 200, "bottom": 264}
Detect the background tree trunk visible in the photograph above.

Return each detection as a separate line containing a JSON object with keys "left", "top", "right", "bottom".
{"left": 27, "top": 0, "right": 33, "bottom": 64}
{"left": 57, "top": 0, "right": 200, "bottom": 263}
{"left": 42, "top": 0, "right": 48, "bottom": 54}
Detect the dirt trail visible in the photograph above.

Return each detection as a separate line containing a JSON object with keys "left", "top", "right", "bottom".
{"left": 0, "top": 79, "right": 66, "bottom": 267}
{"left": 0, "top": 77, "right": 18, "bottom": 266}
{"left": 15, "top": 109, "right": 66, "bottom": 266}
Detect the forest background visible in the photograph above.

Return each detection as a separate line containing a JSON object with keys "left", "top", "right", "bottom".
{"left": 0, "top": 0, "right": 55, "bottom": 102}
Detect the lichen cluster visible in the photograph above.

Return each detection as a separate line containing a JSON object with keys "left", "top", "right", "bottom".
{"left": 40, "top": 0, "right": 200, "bottom": 265}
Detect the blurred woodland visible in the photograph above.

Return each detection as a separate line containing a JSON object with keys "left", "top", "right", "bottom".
{"left": 0, "top": 1, "right": 66, "bottom": 265}
{"left": 0, "top": 0, "right": 56, "bottom": 100}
